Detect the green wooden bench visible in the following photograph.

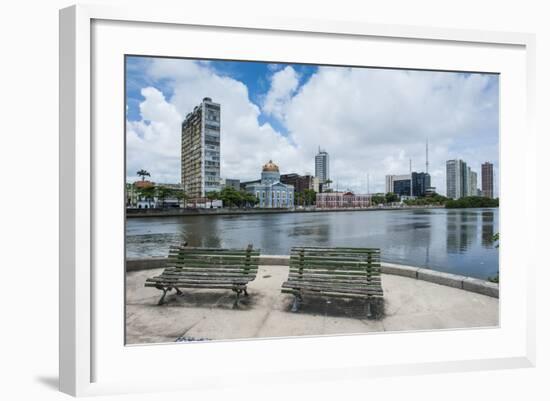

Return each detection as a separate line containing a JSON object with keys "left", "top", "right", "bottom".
{"left": 281, "top": 246, "right": 384, "bottom": 318}
{"left": 145, "top": 243, "right": 260, "bottom": 307}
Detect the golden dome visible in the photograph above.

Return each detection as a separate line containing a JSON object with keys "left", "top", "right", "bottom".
{"left": 262, "top": 160, "right": 279, "bottom": 172}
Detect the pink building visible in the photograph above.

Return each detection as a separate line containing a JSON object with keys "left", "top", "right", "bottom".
{"left": 316, "top": 191, "right": 372, "bottom": 209}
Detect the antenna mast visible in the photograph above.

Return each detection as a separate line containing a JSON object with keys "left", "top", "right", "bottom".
{"left": 426, "top": 138, "right": 429, "bottom": 174}
{"left": 410, "top": 158, "right": 413, "bottom": 197}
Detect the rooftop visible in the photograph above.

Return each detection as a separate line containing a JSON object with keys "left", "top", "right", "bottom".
{"left": 126, "top": 264, "right": 498, "bottom": 344}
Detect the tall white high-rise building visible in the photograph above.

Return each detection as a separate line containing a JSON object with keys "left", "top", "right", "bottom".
{"left": 181, "top": 97, "right": 221, "bottom": 199}
{"left": 469, "top": 170, "right": 478, "bottom": 197}
{"left": 315, "top": 147, "right": 330, "bottom": 187}
{"left": 447, "top": 159, "right": 465, "bottom": 199}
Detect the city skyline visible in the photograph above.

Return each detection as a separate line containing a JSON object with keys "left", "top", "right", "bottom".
{"left": 126, "top": 56, "right": 499, "bottom": 196}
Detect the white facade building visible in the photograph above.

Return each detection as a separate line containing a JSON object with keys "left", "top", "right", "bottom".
{"left": 315, "top": 147, "right": 330, "bottom": 186}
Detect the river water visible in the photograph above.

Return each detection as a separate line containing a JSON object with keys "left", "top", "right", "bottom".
{"left": 126, "top": 208, "right": 499, "bottom": 280}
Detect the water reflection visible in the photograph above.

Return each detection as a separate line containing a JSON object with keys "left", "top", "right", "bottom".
{"left": 126, "top": 208, "right": 499, "bottom": 279}
{"left": 482, "top": 210, "right": 495, "bottom": 248}
{"left": 446, "top": 210, "right": 478, "bottom": 254}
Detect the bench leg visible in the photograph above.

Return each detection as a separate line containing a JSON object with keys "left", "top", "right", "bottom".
{"left": 243, "top": 288, "right": 249, "bottom": 297}
{"left": 158, "top": 287, "right": 170, "bottom": 306}
{"left": 291, "top": 294, "right": 302, "bottom": 313}
{"left": 232, "top": 289, "right": 242, "bottom": 309}
{"left": 175, "top": 287, "right": 183, "bottom": 296}
{"left": 366, "top": 300, "right": 373, "bottom": 318}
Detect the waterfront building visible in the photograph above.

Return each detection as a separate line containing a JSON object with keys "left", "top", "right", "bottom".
{"left": 181, "top": 97, "right": 221, "bottom": 200}
{"left": 127, "top": 182, "right": 186, "bottom": 209}
{"left": 465, "top": 166, "right": 472, "bottom": 197}
{"left": 280, "top": 173, "right": 320, "bottom": 194}
{"left": 386, "top": 172, "right": 431, "bottom": 197}
{"left": 127, "top": 180, "right": 155, "bottom": 208}
{"left": 411, "top": 172, "right": 431, "bottom": 197}
{"left": 245, "top": 160, "right": 294, "bottom": 208}
{"left": 240, "top": 179, "right": 260, "bottom": 190}
{"left": 155, "top": 183, "right": 186, "bottom": 208}
{"left": 446, "top": 159, "right": 469, "bottom": 199}
{"left": 481, "top": 162, "right": 494, "bottom": 198}
{"left": 221, "top": 178, "right": 240, "bottom": 191}
{"left": 425, "top": 186, "right": 436, "bottom": 196}
{"left": 126, "top": 183, "right": 139, "bottom": 207}
{"left": 315, "top": 147, "right": 330, "bottom": 188}
{"left": 469, "top": 170, "right": 478, "bottom": 197}
{"left": 385, "top": 174, "right": 411, "bottom": 196}
{"left": 316, "top": 191, "right": 372, "bottom": 209}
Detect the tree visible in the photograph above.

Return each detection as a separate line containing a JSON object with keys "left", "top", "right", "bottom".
{"left": 156, "top": 186, "right": 173, "bottom": 209}
{"left": 206, "top": 191, "right": 220, "bottom": 208}
{"left": 219, "top": 186, "right": 242, "bottom": 208}
{"left": 303, "top": 189, "right": 317, "bottom": 206}
{"left": 136, "top": 169, "right": 150, "bottom": 181}
{"left": 385, "top": 192, "right": 399, "bottom": 204}
{"left": 173, "top": 189, "right": 189, "bottom": 208}
{"left": 138, "top": 185, "right": 156, "bottom": 208}
{"left": 445, "top": 196, "right": 499, "bottom": 209}
{"left": 371, "top": 194, "right": 386, "bottom": 205}
{"left": 239, "top": 191, "right": 258, "bottom": 208}
{"left": 323, "top": 179, "right": 333, "bottom": 192}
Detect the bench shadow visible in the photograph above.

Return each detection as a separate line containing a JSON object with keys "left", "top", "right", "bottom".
{"left": 160, "top": 290, "right": 261, "bottom": 310}
{"left": 282, "top": 295, "right": 385, "bottom": 320}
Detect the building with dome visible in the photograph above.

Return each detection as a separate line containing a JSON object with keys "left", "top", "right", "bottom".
{"left": 245, "top": 160, "right": 294, "bottom": 208}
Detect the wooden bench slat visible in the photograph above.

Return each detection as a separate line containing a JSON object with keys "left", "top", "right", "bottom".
{"left": 168, "top": 261, "right": 259, "bottom": 267}
{"left": 283, "top": 280, "right": 382, "bottom": 290}
{"left": 164, "top": 272, "right": 257, "bottom": 278}
{"left": 168, "top": 254, "right": 260, "bottom": 261}
{"left": 282, "top": 288, "right": 383, "bottom": 299}
{"left": 169, "top": 245, "right": 257, "bottom": 252}
{"left": 168, "top": 250, "right": 260, "bottom": 258}
{"left": 292, "top": 246, "right": 380, "bottom": 251}
{"left": 289, "top": 264, "right": 381, "bottom": 271}
{"left": 283, "top": 283, "right": 383, "bottom": 292}
{"left": 165, "top": 266, "right": 258, "bottom": 273}
{"left": 146, "top": 283, "right": 247, "bottom": 290}
{"left": 155, "top": 272, "right": 256, "bottom": 279}
{"left": 288, "top": 274, "right": 381, "bottom": 283}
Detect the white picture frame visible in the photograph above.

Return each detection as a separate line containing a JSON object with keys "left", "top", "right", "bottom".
{"left": 59, "top": 4, "right": 536, "bottom": 397}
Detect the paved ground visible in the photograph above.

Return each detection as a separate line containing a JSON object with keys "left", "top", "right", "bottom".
{"left": 126, "top": 265, "right": 499, "bottom": 344}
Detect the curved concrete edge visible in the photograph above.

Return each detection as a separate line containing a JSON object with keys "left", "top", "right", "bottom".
{"left": 382, "top": 262, "right": 499, "bottom": 299}
{"left": 126, "top": 256, "right": 499, "bottom": 298}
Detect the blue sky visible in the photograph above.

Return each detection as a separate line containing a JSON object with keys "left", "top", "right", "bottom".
{"left": 126, "top": 57, "right": 317, "bottom": 136}
{"left": 125, "top": 56, "right": 499, "bottom": 195}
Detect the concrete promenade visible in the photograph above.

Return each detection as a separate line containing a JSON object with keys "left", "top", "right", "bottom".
{"left": 126, "top": 265, "right": 499, "bottom": 344}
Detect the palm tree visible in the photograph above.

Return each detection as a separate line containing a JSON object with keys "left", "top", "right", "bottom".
{"left": 136, "top": 169, "right": 150, "bottom": 181}
{"left": 323, "top": 179, "right": 333, "bottom": 193}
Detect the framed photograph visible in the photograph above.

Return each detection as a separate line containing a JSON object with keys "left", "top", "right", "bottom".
{"left": 59, "top": 4, "right": 536, "bottom": 397}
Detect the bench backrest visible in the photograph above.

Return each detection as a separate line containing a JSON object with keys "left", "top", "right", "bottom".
{"left": 167, "top": 244, "right": 260, "bottom": 278}
{"left": 289, "top": 246, "right": 381, "bottom": 284}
